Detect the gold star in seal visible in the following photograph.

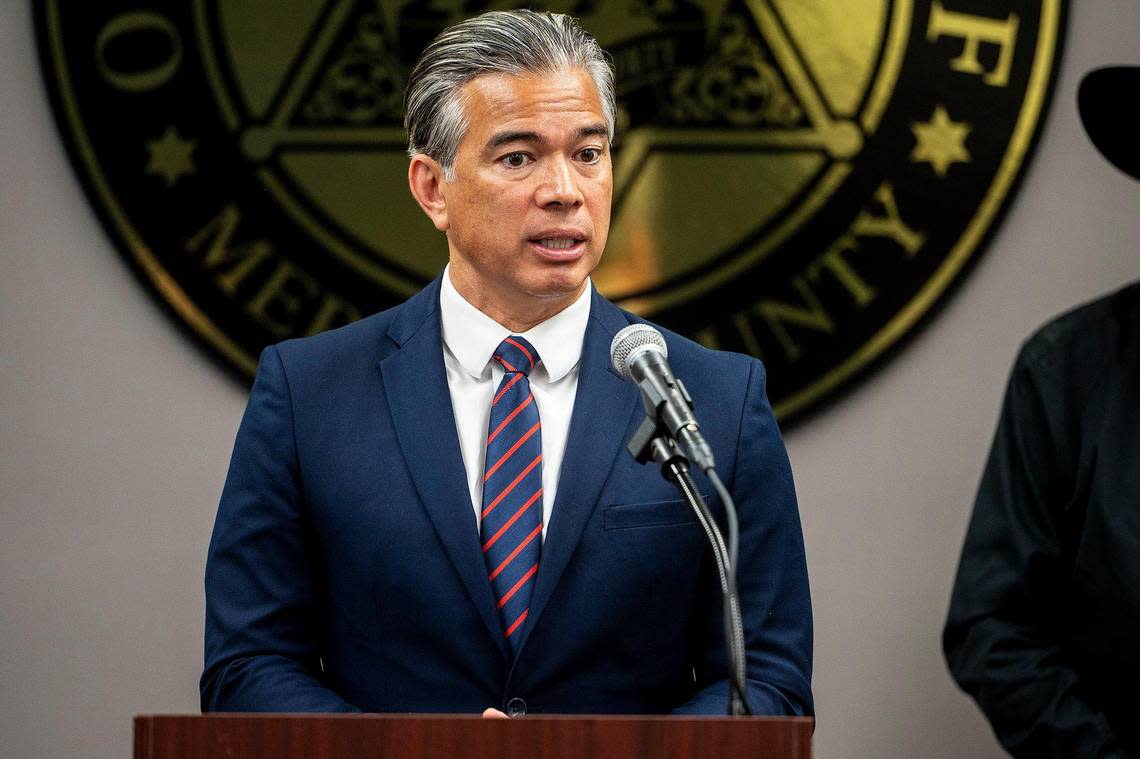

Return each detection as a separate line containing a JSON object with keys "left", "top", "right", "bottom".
{"left": 145, "top": 126, "right": 196, "bottom": 186}
{"left": 911, "top": 106, "right": 971, "bottom": 177}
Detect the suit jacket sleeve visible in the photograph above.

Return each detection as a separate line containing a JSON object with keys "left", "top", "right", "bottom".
{"left": 942, "top": 345, "right": 1127, "bottom": 758}
{"left": 672, "top": 358, "right": 814, "bottom": 716}
{"left": 201, "top": 345, "right": 358, "bottom": 712}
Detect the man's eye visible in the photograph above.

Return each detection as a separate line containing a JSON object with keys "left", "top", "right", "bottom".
{"left": 579, "top": 147, "right": 602, "bottom": 164}
{"left": 502, "top": 152, "right": 530, "bottom": 168}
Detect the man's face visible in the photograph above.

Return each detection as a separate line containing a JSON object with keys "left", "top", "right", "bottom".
{"left": 433, "top": 68, "right": 612, "bottom": 324}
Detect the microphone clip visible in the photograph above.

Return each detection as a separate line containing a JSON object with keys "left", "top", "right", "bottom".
{"left": 632, "top": 369, "right": 715, "bottom": 472}
{"left": 628, "top": 370, "right": 698, "bottom": 472}
{"left": 627, "top": 414, "right": 689, "bottom": 480}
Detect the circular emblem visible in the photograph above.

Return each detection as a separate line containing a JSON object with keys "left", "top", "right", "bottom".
{"left": 35, "top": 0, "right": 1064, "bottom": 423}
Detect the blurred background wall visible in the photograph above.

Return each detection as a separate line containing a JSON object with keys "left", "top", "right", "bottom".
{"left": 2, "top": 2, "right": 1138, "bottom": 758}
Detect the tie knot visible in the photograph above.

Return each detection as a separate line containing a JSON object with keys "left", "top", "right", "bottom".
{"left": 494, "top": 336, "right": 538, "bottom": 377}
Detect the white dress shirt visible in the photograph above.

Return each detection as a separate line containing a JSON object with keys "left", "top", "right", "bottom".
{"left": 439, "top": 266, "right": 591, "bottom": 538}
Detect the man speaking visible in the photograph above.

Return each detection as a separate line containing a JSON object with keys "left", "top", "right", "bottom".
{"left": 201, "top": 10, "right": 812, "bottom": 717}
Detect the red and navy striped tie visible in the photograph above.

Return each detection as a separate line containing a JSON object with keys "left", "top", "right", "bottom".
{"left": 481, "top": 335, "right": 543, "bottom": 653}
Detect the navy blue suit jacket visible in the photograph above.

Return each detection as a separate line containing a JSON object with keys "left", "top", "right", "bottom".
{"left": 202, "top": 278, "right": 813, "bottom": 715}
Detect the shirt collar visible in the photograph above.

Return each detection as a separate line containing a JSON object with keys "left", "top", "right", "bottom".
{"left": 439, "top": 264, "right": 591, "bottom": 383}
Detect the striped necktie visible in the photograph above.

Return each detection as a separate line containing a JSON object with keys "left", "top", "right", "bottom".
{"left": 481, "top": 335, "right": 543, "bottom": 653}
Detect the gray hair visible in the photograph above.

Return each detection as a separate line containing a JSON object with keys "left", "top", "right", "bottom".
{"left": 403, "top": 10, "right": 616, "bottom": 178}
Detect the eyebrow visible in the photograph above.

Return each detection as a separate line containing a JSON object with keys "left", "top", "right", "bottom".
{"left": 485, "top": 130, "right": 542, "bottom": 151}
{"left": 484, "top": 123, "right": 609, "bottom": 152}
{"left": 575, "top": 124, "right": 609, "bottom": 141}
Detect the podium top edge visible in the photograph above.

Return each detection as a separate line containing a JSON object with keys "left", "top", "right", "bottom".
{"left": 135, "top": 713, "right": 814, "bottom": 725}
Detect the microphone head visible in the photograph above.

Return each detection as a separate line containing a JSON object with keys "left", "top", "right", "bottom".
{"left": 610, "top": 324, "right": 668, "bottom": 380}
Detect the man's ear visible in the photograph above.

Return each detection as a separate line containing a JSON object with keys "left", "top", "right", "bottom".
{"left": 408, "top": 154, "right": 450, "bottom": 232}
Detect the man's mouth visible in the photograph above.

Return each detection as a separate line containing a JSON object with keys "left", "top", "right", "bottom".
{"left": 529, "top": 232, "right": 588, "bottom": 258}
{"left": 537, "top": 237, "right": 579, "bottom": 250}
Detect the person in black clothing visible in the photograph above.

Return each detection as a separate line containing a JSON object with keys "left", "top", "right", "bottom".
{"left": 943, "top": 66, "right": 1140, "bottom": 759}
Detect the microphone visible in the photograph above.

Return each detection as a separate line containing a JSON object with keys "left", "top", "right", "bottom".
{"left": 609, "top": 324, "right": 716, "bottom": 471}
{"left": 610, "top": 323, "right": 752, "bottom": 716}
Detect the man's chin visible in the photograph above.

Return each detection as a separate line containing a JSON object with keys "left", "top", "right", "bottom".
{"left": 524, "top": 270, "right": 592, "bottom": 303}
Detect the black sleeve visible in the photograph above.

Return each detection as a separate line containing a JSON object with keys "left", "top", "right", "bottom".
{"left": 942, "top": 346, "right": 1128, "bottom": 758}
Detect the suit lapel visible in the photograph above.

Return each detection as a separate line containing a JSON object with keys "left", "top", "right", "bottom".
{"left": 515, "top": 291, "right": 640, "bottom": 653}
{"left": 378, "top": 279, "right": 510, "bottom": 661}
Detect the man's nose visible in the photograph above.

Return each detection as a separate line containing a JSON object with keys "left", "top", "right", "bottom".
{"left": 534, "top": 156, "right": 583, "bottom": 207}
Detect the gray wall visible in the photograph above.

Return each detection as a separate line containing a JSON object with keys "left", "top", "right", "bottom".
{"left": 2, "top": 3, "right": 1138, "bottom": 758}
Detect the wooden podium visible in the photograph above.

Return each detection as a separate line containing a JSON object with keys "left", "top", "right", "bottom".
{"left": 134, "top": 714, "right": 812, "bottom": 758}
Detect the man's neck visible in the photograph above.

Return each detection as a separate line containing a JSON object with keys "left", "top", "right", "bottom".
{"left": 446, "top": 269, "right": 586, "bottom": 333}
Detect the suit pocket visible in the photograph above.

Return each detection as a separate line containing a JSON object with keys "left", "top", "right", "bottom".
{"left": 603, "top": 498, "right": 702, "bottom": 530}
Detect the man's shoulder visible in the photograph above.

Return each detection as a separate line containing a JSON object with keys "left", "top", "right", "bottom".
{"left": 1018, "top": 280, "right": 1140, "bottom": 375}
{"left": 597, "top": 297, "right": 762, "bottom": 400}
{"left": 272, "top": 307, "right": 398, "bottom": 369}
{"left": 270, "top": 278, "right": 440, "bottom": 374}
{"left": 602, "top": 298, "right": 759, "bottom": 377}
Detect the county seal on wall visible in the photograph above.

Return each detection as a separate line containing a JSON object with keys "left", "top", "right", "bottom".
{"left": 36, "top": 0, "right": 1064, "bottom": 422}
